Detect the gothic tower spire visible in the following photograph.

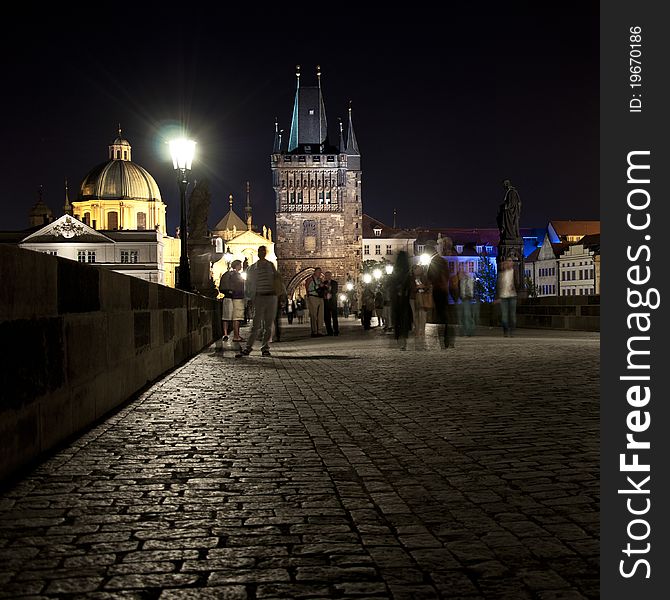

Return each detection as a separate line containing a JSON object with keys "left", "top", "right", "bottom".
{"left": 288, "top": 65, "right": 328, "bottom": 152}
{"left": 338, "top": 118, "right": 345, "bottom": 153}
{"left": 345, "top": 102, "right": 360, "bottom": 156}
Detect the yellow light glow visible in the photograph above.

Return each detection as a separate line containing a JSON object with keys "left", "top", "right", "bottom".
{"left": 420, "top": 253, "right": 431, "bottom": 265}
{"left": 362, "top": 273, "right": 372, "bottom": 284}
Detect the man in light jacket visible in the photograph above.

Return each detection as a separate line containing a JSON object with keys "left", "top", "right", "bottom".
{"left": 236, "top": 246, "right": 280, "bottom": 357}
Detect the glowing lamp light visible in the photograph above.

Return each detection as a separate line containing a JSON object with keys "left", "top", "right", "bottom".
{"left": 420, "top": 253, "right": 431, "bottom": 266}
{"left": 362, "top": 273, "right": 372, "bottom": 284}
{"left": 345, "top": 282, "right": 354, "bottom": 291}
{"left": 224, "top": 249, "right": 234, "bottom": 263}
{"left": 385, "top": 264, "right": 394, "bottom": 275}
{"left": 373, "top": 268, "right": 382, "bottom": 280}
{"left": 339, "top": 294, "right": 347, "bottom": 302}
{"left": 241, "top": 272, "right": 248, "bottom": 280}
{"left": 169, "top": 138, "right": 196, "bottom": 171}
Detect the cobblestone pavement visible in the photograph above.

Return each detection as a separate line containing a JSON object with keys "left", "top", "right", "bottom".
{"left": 0, "top": 319, "right": 599, "bottom": 599}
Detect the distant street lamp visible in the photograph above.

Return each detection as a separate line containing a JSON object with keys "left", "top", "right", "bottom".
{"left": 420, "top": 253, "right": 432, "bottom": 266}
{"left": 345, "top": 281, "right": 354, "bottom": 292}
{"left": 362, "top": 273, "right": 372, "bottom": 284}
{"left": 224, "top": 246, "right": 234, "bottom": 266}
{"left": 373, "top": 268, "right": 382, "bottom": 280}
{"left": 385, "top": 264, "right": 394, "bottom": 275}
{"left": 169, "top": 137, "right": 196, "bottom": 291}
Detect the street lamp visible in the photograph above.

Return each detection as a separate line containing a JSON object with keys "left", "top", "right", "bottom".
{"left": 373, "top": 268, "right": 382, "bottom": 280}
{"left": 362, "top": 273, "right": 372, "bottom": 284}
{"left": 420, "top": 253, "right": 432, "bottom": 266}
{"left": 169, "top": 137, "right": 196, "bottom": 291}
{"left": 385, "top": 264, "right": 394, "bottom": 275}
{"left": 224, "top": 246, "right": 234, "bottom": 265}
{"left": 345, "top": 281, "right": 354, "bottom": 292}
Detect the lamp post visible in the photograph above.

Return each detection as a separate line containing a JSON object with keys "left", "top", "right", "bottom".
{"left": 169, "top": 137, "right": 196, "bottom": 291}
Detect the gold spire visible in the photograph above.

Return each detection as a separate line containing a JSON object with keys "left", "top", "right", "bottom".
{"left": 245, "top": 181, "right": 253, "bottom": 231}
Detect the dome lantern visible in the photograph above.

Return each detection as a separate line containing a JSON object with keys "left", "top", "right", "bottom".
{"left": 108, "top": 125, "right": 132, "bottom": 161}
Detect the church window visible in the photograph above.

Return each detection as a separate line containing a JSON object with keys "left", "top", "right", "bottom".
{"left": 289, "top": 192, "right": 296, "bottom": 203}
{"left": 386, "top": 245, "right": 392, "bottom": 255}
{"left": 77, "top": 250, "right": 86, "bottom": 262}
{"left": 116, "top": 150, "right": 121, "bottom": 159}
{"left": 364, "top": 245, "right": 370, "bottom": 255}
{"left": 215, "top": 238, "right": 223, "bottom": 253}
{"left": 137, "top": 212, "right": 147, "bottom": 230}
{"left": 83, "top": 212, "right": 90, "bottom": 226}
{"left": 108, "top": 211, "right": 119, "bottom": 230}
{"left": 87, "top": 251, "right": 96, "bottom": 263}
{"left": 297, "top": 191, "right": 303, "bottom": 203}
{"left": 417, "top": 244, "right": 424, "bottom": 254}
{"left": 375, "top": 245, "right": 381, "bottom": 255}
{"left": 312, "top": 156, "right": 320, "bottom": 162}
{"left": 123, "top": 151, "right": 127, "bottom": 160}
{"left": 325, "top": 191, "right": 331, "bottom": 203}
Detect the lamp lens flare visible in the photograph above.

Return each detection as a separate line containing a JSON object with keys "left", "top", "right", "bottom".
{"left": 169, "top": 138, "right": 196, "bottom": 170}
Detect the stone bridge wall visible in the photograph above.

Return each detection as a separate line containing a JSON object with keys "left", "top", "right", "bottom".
{"left": 0, "top": 245, "right": 221, "bottom": 482}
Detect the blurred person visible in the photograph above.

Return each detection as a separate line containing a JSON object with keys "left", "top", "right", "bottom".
{"left": 458, "top": 270, "right": 475, "bottom": 337}
{"left": 323, "top": 271, "right": 340, "bottom": 336}
{"left": 374, "top": 288, "right": 385, "bottom": 328}
{"left": 361, "top": 286, "right": 375, "bottom": 330}
{"left": 236, "top": 246, "right": 279, "bottom": 358}
{"left": 495, "top": 258, "right": 517, "bottom": 337}
{"left": 391, "top": 251, "right": 412, "bottom": 350}
{"left": 410, "top": 264, "right": 431, "bottom": 349}
{"left": 426, "top": 241, "right": 455, "bottom": 349}
{"left": 296, "top": 295, "right": 306, "bottom": 324}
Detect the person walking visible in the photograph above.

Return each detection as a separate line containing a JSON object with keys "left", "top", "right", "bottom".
{"left": 391, "top": 251, "right": 412, "bottom": 350}
{"left": 307, "top": 267, "right": 326, "bottom": 337}
{"left": 426, "top": 241, "right": 455, "bottom": 349}
{"left": 236, "top": 246, "right": 280, "bottom": 358}
{"left": 286, "top": 297, "right": 296, "bottom": 325}
{"left": 295, "top": 296, "right": 305, "bottom": 324}
{"left": 361, "top": 286, "right": 375, "bottom": 330}
{"left": 323, "top": 271, "right": 340, "bottom": 336}
{"left": 219, "top": 259, "right": 246, "bottom": 345}
{"left": 410, "top": 264, "right": 431, "bottom": 348}
{"left": 458, "top": 270, "right": 475, "bottom": 336}
{"left": 495, "top": 258, "right": 518, "bottom": 337}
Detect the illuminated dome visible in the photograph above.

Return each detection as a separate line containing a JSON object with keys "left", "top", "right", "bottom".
{"left": 78, "top": 130, "right": 162, "bottom": 202}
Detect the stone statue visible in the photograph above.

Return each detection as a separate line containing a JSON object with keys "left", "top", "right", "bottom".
{"left": 497, "top": 179, "right": 521, "bottom": 241}
{"left": 188, "top": 179, "right": 211, "bottom": 240}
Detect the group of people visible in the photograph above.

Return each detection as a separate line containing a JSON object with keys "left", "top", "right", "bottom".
{"left": 217, "top": 244, "right": 518, "bottom": 358}
{"left": 217, "top": 250, "right": 343, "bottom": 358}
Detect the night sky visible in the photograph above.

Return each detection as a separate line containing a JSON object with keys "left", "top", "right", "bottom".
{"left": 2, "top": 5, "right": 598, "bottom": 235}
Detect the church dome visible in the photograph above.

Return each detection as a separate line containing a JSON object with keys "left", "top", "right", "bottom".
{"left": 78, "top": 160, "right": 162, "bottom": 201}
{"left": 77, "top": 130, "right": 162, "bottom": 202}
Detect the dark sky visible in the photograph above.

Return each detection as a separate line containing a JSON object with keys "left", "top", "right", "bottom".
{"left": 1, "top": 5, "right": 598, "bottom": 234}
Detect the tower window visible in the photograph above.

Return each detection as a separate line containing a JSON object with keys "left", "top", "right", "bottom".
{"left": 116, "top": 150, "right": 121, "bottom": 159}
{"left": 137, "top": 212, "right": 147, "bottom": 230}
{"left": 309, "top": 109, "right": 315, "bottom": 115}
{"left": 364, "top": 245, "right": 370, "bottom": 255}
{"left": 375, "top": 245, "right": 381, "bottom": 255}
{"left": 386, "top": 245, "right": 392, "bottom": 255}
{"left": 108, "top": 211, "right": 119, "bottom": 230}
{"left": 297, "top": 191, "right": 303, "bottom": 203}
{"left": 123, "top": 151, "right": 127, "bottom": 160}
{"left": 373, "top": 228, "right": 381, "bottom": 237}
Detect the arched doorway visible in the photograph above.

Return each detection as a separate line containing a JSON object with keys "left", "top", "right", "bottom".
{"left": 286, "top": 267, "right": 315, "bottom": 299}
